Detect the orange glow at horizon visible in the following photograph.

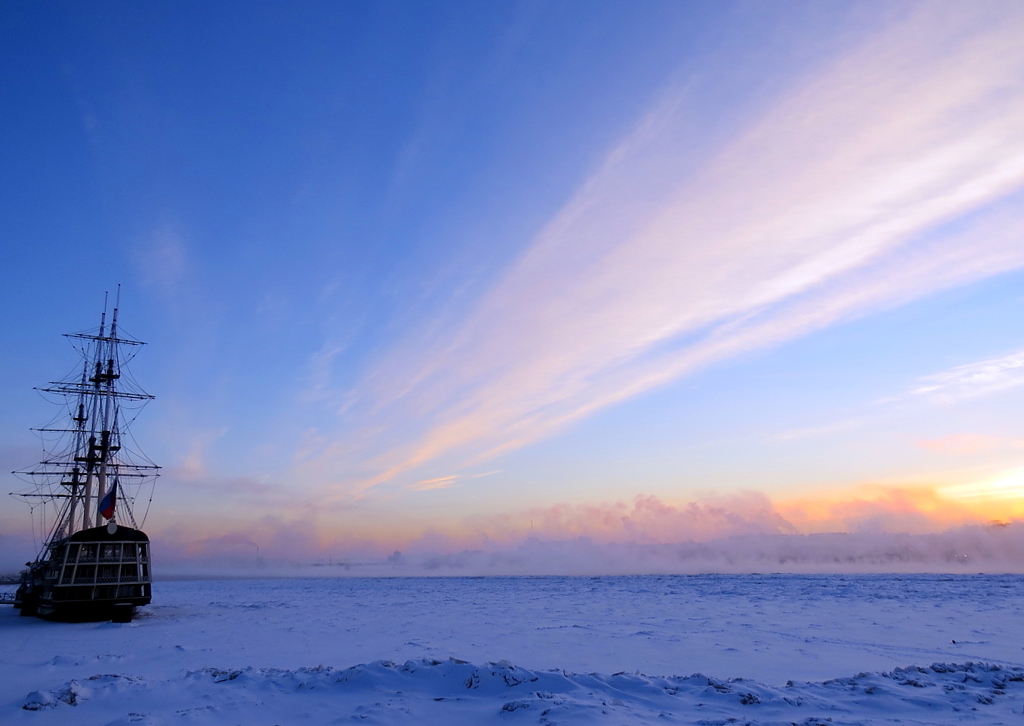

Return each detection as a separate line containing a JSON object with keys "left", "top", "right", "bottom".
{"left": 776, "top": 483, "right": 1022, "bottom": 536}
{"left": 147, "top": 473, "right": 1024, "bottom": 561}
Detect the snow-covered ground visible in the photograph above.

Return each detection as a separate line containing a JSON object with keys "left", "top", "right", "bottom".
{"left": 2, "top": 574, "right": 1023, "bottom": 724}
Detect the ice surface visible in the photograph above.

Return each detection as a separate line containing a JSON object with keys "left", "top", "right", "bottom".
{"left": 2, "top": 574, "right": 1023, "bottom": 724}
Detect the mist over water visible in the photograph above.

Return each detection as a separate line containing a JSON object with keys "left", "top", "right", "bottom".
{"left": 140, "top": 522, "right": 1024, "bottom": 579}
{"left": 5, "top": 502, "right": 1020, "bottom": 579}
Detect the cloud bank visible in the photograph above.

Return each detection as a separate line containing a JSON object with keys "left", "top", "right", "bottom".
{"left": 147, "top": 524, "right": 1024, "bottom": 579}
{"left": 377, "top": 524, "right": 1024, "bottom": 577}
{"left": 303, "top": 4, "right": 1024, "bottom": 496}
{"left": 128, "top": 483, "right": 1024, "bottom": 578}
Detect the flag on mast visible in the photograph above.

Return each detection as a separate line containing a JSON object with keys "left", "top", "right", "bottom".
{"left": 99, "top": 480, "right": 117, "bottom": 520}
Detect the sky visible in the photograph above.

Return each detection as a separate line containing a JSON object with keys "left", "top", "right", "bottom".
{"left": 2, "top": 0, "right": 1024, "bottom": 572}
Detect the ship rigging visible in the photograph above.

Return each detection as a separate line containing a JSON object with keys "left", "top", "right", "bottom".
{"left": 11, "top": 289, "right": 159, "bottom": 621}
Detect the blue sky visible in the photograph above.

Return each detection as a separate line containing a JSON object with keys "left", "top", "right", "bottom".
{"left": 2, "top": 1, "right": 1024, "bottom": 566}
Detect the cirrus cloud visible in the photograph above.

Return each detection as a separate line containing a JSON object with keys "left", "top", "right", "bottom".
{"left": 305, "top": 4, "right": 1024, "bottom": 498}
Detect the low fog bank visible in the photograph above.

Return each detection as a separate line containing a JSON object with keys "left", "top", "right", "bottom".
{"left": 152, "top": 521, "right": 1024, "bottom": 579}
{"left": 4, "top": 521, "right": 1020, "bottom": 580}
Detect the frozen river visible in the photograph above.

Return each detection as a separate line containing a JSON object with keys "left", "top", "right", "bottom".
{"left": 3, "top": 574, "right": 1023, "bottom": 724}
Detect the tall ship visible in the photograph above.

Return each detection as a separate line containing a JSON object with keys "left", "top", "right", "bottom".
{"left": 12, "top": 291, "right": 159, "bottom": 621}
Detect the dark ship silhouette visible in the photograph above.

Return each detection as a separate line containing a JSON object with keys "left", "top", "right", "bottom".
{"left": 12, "top": 291, "right": 159, "bottom": 622}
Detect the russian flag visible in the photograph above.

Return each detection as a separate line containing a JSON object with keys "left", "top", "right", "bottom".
{"left": 99, "top": 481, "right": 117, "bottom": 520}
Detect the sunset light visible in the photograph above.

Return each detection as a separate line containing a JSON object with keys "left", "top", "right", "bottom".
{"left": 2, "top": 1, "right": 1023, "bottom": 573}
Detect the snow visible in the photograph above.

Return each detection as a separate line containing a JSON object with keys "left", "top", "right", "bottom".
{"left": 2, "top": 574, "right": 1023, "bottom": 724}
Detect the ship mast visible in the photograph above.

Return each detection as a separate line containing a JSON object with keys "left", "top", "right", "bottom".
{"left": 12, "top": 288, "right": 160, "bottom": 547}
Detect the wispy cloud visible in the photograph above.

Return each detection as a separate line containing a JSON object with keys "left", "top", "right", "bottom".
{"left": 910, "top": 349, "right": 1024, "bottom": 402}
{"left": 411, "top": 475, "right": 459, "bottom": 491}
{"left": 772, "top": 419, "right": 868, "bottom": 443}
{"left": 167, "top": 427, "right": 229, "bottom": 482}
{"left": 134, "top": 221, "right": 190, "bottom": 300}
{"left": 309, "top": 5, "right": 1024, "bottom": 496}
{"left": 917, "top": 433, "right": 1024, "bottom": 456}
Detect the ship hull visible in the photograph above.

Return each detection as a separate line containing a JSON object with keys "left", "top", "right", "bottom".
{"left": 16, "top": 525, "right": 152, "bottom": 622}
